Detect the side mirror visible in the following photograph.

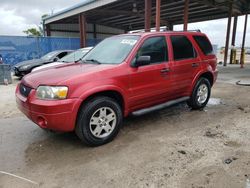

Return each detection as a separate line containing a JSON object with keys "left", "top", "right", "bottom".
{"left": 53, "top": 57, "right": 59, "bottom": 62}
{"left": 132, "top": 55, "right": 151, "bottom": 67}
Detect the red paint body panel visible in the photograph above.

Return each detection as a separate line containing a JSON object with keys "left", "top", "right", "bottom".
{"left": 16, "top": 32, "right": 218, "bottom": 132}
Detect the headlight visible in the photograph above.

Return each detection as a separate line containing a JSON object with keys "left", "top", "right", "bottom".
{"left": 36, "top": 86, "right": 68, "bottom": 100}
{"left": 19, "top": 65, "right": 31, "bottom": 70}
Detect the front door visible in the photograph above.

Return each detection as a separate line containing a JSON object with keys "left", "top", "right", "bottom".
{"left": 128, "top": 36, "right": 171, "bottom": 110}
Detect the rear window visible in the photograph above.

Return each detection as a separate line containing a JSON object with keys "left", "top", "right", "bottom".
{"left": 170, "top": 35, "right": 196, "bottom": 60}
{"left": 193, "top": 35, "right": 214, "bottom": 55}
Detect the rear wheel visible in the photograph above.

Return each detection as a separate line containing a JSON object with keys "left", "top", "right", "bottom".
{"left": 75, "top": 96, "right": 122, "bottom": 146}
{"left": 187, "top": 77, "right": 211, "bottom": 110}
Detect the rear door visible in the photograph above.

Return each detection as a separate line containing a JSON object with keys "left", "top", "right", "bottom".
{"left": 169, "top": 35, "right": 201, "bottom": 96}
{"left": 129, "top": 36, "right": 171, "bottom": 109}
{"left": 193, "top": 35, "right": 217, "bottom": 71}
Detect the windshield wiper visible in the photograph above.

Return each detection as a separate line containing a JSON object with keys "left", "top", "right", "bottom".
{"left": 84, "top": 59, "right": 102, "bottom": 64}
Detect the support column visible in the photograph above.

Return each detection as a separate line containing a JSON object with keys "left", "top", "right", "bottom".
{"left": 145, "top": 0, "right": 152, "bottom": 32}
{"left": 183, "top": 0, "right": 189, "bottom": 31}
{"left": 166, "top": 23, "right": 173, "bottom": 31}
{"left": 79, "top": 13, "right": 87, "bottom": 48}
{"left": 240, "top": 13, "right": 248, "bottom": 68}
{"left": 230, "top": 16, "right": 238, "bottom": 64}
{"left": 156, "top": 0, "right": 161, "bottom": 32}
{"left": 46, "top": 24, "right": 51, "bottom": 36}
{"left": 223, "top": 3, "right": 233, "bottom": 66}
{"left": 93, "top": 24, "right": 97, "bottom": 39}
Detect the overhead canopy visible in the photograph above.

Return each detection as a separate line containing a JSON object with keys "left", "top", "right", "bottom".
{"left": 44, "top": 0, "right": 250, "bottom": 31}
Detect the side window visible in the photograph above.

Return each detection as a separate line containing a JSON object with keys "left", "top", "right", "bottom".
{"left": 170, "top": 35, "right": 196, "bottom": 60}
{"left": 193, "top": 35, "right": 214, "bottom": 55}
{"left": 136, "top": 36, "right": 168, "bottom": 64}
{"left": 57, "top": 52, "right": 68, "bottom": 59}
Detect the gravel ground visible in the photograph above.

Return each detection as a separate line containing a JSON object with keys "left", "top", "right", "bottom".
{"left": 0, "top": 64, "right": 250, "bottom": 188}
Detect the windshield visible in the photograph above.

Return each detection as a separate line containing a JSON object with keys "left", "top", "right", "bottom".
{"left": 59, "top": 49, "right": 90, "bottom": 63}
{"left": 83, "top": 35, "right": 140, "bottom": 64}
{"left": 41, "top": 51, "right": 58, "bottom": 60}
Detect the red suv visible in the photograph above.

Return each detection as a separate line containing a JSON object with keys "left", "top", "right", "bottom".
{"left": 16, "top": 32, "right": 218, "bottom": 146}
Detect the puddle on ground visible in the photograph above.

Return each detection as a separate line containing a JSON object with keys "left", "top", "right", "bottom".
{"left": 207, "top": 98, "right": 222, "bottom": 106}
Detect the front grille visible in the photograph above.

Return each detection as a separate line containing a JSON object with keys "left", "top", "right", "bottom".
{"left": 19, "top": 83, "right": 32, "bottom": 97}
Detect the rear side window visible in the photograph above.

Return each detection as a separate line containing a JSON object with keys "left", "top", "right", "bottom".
{"left": 137, "top": 36, "right": 168, "bottom": 64}
{"left": 193, "top": 35, "right": 214, "bottom": 55}
{"left": 57, "top": 52, "right": 68, "bottom": 59}
{"left": 170, "top": 35, "right": 196, "bottom": 60}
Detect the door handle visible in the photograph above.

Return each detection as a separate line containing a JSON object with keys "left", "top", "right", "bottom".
{"left": 192, "top": 63, "right": 199, "bottom": 67}
{"left": 160, "top": 68, "right": 170, "bottom": 73}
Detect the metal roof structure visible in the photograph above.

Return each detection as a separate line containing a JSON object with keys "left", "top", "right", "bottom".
{"left": 44, "top": 0, "right": 250, "bottom": 31}
{"left": 43, "top": 0, "right": 249, "bottom": 66}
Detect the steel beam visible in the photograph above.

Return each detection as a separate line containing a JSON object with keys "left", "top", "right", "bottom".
{"left": 223, "top": 3, "right": 233, "bottom": 66}
{"left": 240, "top": 13, "right": 248, "bottom": 68}
{"left": 231, "top": 16, "right": 238, "bottom": 46}
{"left": 109, "top": 5, "right": 209, "bottom": 26}
{"left": 183, "top": 0, "right": 189, "bottom": 31}
{"left": 145, "top": 0, "right": 152, "bottom": 32}
{"left": 166, "top": 7, "right": 218, "bottom": 19}
{"left": 230, "top": 16, "right": 238, "bottom": 64}
{"left": 196, "top": 0, "right": 241, "bottom": 14}
{"left": 156, "top": 0, "right": 161, "bottom": 31}
{"left": 93, "top": 24, "right": 97, "bottom": 39}
{"left": 166, "top": 22, "right": 173, "bottom": 31}
{"left": 46, "top": 24, "right": 51, "bottom": 36}
{"left": 172, "top": 12, "right": 228, "bottom": 24}
{"left": 79, "top": 13, "right": 87, "bottom": 48}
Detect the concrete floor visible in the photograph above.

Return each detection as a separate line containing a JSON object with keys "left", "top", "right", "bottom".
{"left": 0, "top": 64, "right": 250, "bottom": 188}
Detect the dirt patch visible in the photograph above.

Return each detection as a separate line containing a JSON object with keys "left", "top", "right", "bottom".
{"left": 1, "top": 68, "right": 250, "bottom": 187}
{"left": 0, "top": 78, "right": 21, "bottom": 119}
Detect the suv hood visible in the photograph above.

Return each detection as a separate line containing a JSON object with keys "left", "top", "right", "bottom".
{"left": 22, "top": 63, "right": 115, "bottom": 88}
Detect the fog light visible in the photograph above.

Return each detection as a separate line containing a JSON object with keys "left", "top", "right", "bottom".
{"left": 37, "top": 116, "right": 47, "bottom": 128}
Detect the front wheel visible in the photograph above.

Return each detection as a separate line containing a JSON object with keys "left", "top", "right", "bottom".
{"left": 75, "top": 96, "right": 123, "bottom": 146}
{"left": 187, "top": 77, "right": 211, "bottom": 110}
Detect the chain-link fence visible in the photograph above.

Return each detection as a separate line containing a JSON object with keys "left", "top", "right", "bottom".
{"left": 0, "top": 36, "right": 100, "bottom": 66}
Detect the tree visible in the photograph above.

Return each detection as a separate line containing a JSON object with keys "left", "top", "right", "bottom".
{"left": 23, "top": 14, "right": 49, "bottom": 37}
{"left": 23, "top": 28, "right": 42, "bottom": 36}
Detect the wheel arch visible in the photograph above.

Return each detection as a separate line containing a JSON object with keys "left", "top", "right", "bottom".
{"left": 199, "top": 71, "right": 214, "bottom": 86}
{"left": 189, "top": 71, "right": 214, "bottom": 96}
{"left": 76, "top": 89, "right": 127, "bottom": 123}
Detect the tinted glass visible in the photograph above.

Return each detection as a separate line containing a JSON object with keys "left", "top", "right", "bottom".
{"left": 59, "top": 49, "right": 90, "bottom": 63}
{"left": 57, "top": 52, "right": 68, "bottom": 59}
{"left": 171, "top": 35, "right": 196, "bottom": 60}
{"left": 193, "top": 35, "right": 214, "bottom": 55}
{"left": 83, "top": 35, "right": 140, "bottom": 64}
{"left": 136, "top": 36, "right": 168, "bottom": 64}
{"left": 41, "top": 51, "right": 58, "bottom": 60}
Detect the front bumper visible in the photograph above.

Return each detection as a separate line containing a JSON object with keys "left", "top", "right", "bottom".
{"left": 14, "top": 67, "right": 32, "bottom": 77}
{"left": 15, "top": 83, "right": 82, "bottom": 132}
{"left": 14, "top": 67, "right": 25, "bottom": 77}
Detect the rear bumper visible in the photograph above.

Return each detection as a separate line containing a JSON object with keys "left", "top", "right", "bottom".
{"left": 213, "top": 69, "right": 218, "bottom": 85}
{"left": 15, "top": 84, "right": 82, "bottom": 132}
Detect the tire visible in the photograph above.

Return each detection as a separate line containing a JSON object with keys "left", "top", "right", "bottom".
{"left": 187, "top": 77, "right": 211, "bottom": 110}
{"left": 75, "top": 96, "right": 123, "bottom": 146}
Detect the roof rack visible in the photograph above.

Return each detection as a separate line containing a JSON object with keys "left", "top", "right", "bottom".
{"left": 188, "top": 29, "right": 201, "bottom": 32}
{"left": 130, "top": 30, "right": 145, "bottom": 33}
{"left": 175, "top": 29, "right": 201, "bottom": 32}
{"left": 130, "top": 29, "right": 201, "bottom": 33}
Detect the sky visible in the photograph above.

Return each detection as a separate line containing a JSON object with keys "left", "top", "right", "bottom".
{"left": 0, "top": 0, "right": 249, "bottom": 47}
